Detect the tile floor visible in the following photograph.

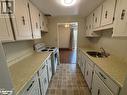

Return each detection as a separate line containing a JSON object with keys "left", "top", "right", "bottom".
{"left": 46, "top": 64, "right": 91, "bottom": 95}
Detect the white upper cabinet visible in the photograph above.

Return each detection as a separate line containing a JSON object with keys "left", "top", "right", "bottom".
{"left": 85, "top": 13, "right": 99, "bottom": 37}
{"left": 39, "top": 13, "right": 45, "bottom": 32}
{"left": 0, "top": 16, "right": 14, "bottom": 42}
{"left": 86, "top": 13, "right": 94, "bottom": 36}
{"left": 28, "top": 1, "right": 41, "bottom": 39}
{"left": 13, "top": 0, "right": 32, "bottom": 40}
{"left": 101, "top": 0, "right": 116, "bottom": 26}
{"left": 44, "top": 16, "right": 48, "bottom": 32}
{"left": 113, "top": 0, "right": 127, "bottom": 37}
{"left": 39, "top": 13, "right": 48, "bottom": 32}
{"left": 93, "top": 5, "right": 102, "bottom": 29}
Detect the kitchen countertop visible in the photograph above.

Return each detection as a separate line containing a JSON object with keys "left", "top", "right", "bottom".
{"left": 79, "top": 47, "right": 127, "bottom": 87}
{"left": 9, "top": 52, "right": 52, "bottom": 95}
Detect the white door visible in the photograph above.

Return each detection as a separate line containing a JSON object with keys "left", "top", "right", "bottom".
{"left": 29, "top": 2, "right": 41, "bottom": 39}
{"left": 93, "top": 6, "right": 102, "bottom": 29}
{"left": 13, "top": 0, "right": 32, "bottom": 40}
{"left": 101, "top": 0, "right": 116, "bottom": 26}
{"left": 0, "top": 16, "right": 14, "bottom": 41}
{"left": 85, "top": 62, "right": 93, "bottom": 89}
{"left": 113, "top": 0, "right": 127, "bottom": 37}
{"left": 92, "top": 73, "right": 113, "bottom": 95}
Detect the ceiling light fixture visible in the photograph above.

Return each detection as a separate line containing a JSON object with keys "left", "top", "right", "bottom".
{"left": 61, "top": 0, "right": 76, "bottom": 6}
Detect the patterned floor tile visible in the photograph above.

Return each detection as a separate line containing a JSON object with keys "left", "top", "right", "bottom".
{"left": 46, "top": 64, "right": 91, "bottom": 95}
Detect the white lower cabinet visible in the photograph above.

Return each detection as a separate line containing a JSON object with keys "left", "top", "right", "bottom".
{"left": 38, "top": 65, "right": 49, "bottom": 95}
{"left": 85, "top": 62, "right": 94, "bottom": 89}
{"left": 22, "top": 74, "right": 41, "bottom": 95}
{"left": 92, "top": 72, "right": 113, "bottom": 95}
{"left": 47, "top": 57, "right": 52, "bottom": 82}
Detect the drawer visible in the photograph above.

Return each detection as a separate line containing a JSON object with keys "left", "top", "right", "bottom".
{"left": 85, "top": 55, "right": 94, "bottom": 67}
{"left": 95, "top": 66, "right": 120, "bottom": 95}
{"left": 38, "top": 63, "right": 46, "bottom": 76}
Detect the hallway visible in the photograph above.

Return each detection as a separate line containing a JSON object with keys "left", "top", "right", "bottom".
{"left": 46, "top": 64, "right": 90, "bottom": 95}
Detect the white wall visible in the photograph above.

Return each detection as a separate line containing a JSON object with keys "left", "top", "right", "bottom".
{"left": 43, "top": 16, "right": 91, "bottom": 47}
{"left": 58, "top": 26, "right": 71, "bottom": 48}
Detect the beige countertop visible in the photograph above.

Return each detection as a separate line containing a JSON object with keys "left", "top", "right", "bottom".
{"left": 9, "top": 52, "right": 52, "bottom": 95}
{"left": 79, "top": 47, "right": 127, "bottom": 88}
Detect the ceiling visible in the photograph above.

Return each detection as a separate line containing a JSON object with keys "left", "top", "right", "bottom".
{"left": 31, "top": 0, "right": 105, "bottom": 17}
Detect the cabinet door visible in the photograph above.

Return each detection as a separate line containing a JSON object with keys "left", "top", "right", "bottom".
{"left": 85, "top": 63, "right": 94, "bottom": 89}
{"left": 101, "top": 0, "right": 116, "bottom": 26}
{"left": 113, "top": 0, "right": 127, "bottom": 37}
{"left": 28, "top": 2, "right": 41, "bottom": 39}
{"left": 93, "top": 6, "right": 102, "bottom": 29}
{"left": 43, "top": 16, "right": 48, "bottom": 32}
{"left": 39, "top": 68, "right": 48, "bottom": 95}
{"left": 39, "top": 13, "right": 45, "bottom": 31}
{"left": 28, "top": 81, "right": 40, "bottom": 95}
{"left": 86, "top": 13, "right": 94, "bottom": 36}
{"left": 47, "top": 57, "right": 52, "bottom": 82}
{"left": 92, "top": 73, "right": 113, "bottom": 95}
{"left": 0, "top": 16, "right": 14, "bottom": 41}
{"left": 13, "top": 0, "right": 32, "bottom": 40}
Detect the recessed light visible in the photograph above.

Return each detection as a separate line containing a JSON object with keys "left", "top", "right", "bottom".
{"left": 61, "top": 0, "right": 76, "bottom": 6}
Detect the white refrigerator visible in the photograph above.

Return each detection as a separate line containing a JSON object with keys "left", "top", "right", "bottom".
{"left": 0, "top": 41, "right": 14, "bottom": 95}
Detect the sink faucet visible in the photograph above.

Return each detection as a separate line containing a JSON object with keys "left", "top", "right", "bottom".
{"left": 100, "top": 47, "right": 109, "bottom": 57}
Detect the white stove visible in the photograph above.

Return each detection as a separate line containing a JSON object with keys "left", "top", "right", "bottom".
{"left": 34, "top": 43, "right": 59, "bottom": 75}
{"left": 34, "top": 43, "right": 57, "bottom": 52}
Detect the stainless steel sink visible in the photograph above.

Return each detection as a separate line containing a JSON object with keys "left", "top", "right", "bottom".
{"left": 86, "top": 51, "right": 106, "bottom": 58}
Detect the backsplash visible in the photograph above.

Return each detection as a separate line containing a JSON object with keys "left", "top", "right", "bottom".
{"left": 3, "top": 41, "right": 34, "bottom": 66}
{"left": 88, "top": 31, "right": 127, "bottom": 63}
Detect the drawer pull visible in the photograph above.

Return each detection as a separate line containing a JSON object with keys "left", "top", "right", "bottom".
{"left": 27, "top": 81, "right": 34, "bottom": 91}
{"left": 98, "top": 89, "right": 100, "bottom": 95}
{"left": 99, "top": 72, "right": 106, "bottom": 80}
{"left": 42, "top": 65, "right": 45, "bottom": 70}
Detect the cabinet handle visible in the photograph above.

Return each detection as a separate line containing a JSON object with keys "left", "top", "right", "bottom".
{"left": 44, "top": 78, "right": 47, "bottom": 84}
{"left": 42, "top": 65, "right": 45, "bottom": 70}
{"left": 95, "top": 17, "right": 97, "bottom": 23}
{"left": 121, "top": 9, "right": 126, "bottom": 20}
{"left": 27, "top": 81, "right": 34, "bottom": 91}
{"left": 36, "top": 22, "right": 38, "bottom": 29}
{"left": 86, "top": 71, "right": 88, "bottom": 76}
{"left": 99, "top": 72, "right": 106, "bottom": 80}
{"left": 105, "top": 11, "right": 108, "bottom": 19}
{"left": 98, "top": 89, "right": 100, "bottom": 95}
{"left": 42, "top": 22, "right": 44, "bottom": 26}
{"left": 22, "top": 16, "right": 25, "bottom": 25}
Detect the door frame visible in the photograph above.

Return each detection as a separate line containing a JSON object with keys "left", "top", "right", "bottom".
{"left": 57, "top": 22, "right": 78, "bottom": 49}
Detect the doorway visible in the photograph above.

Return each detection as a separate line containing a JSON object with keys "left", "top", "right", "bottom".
{"left": 57, "top": 22, "right": 78, "bottom": 64}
